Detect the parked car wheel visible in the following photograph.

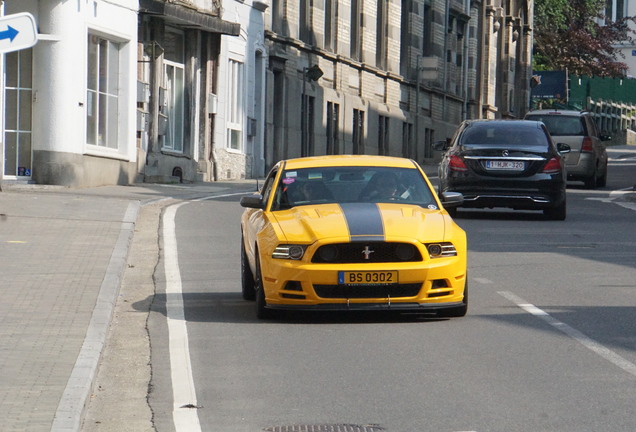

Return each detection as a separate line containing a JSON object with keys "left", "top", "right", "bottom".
{"left": 584, "top": 171, "right": 597, "bottom": 189}
{"left": 597, "top": 163, "right": 608, "bottom": 188}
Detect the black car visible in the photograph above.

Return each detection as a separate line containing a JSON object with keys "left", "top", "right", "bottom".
{"left": 433, "top": 120, "right": 571, "bottom": 220}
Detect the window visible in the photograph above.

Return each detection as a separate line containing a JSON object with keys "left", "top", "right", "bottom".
{"left": 325, "top": 0, "right": 337, "bottom": 51}
{"left": 353, "top": 109, "right": 365, "bottom": 154}
{"left": 378, "top": 115, "right": 389, "bottom": 155}
{"left": 227, "top": 59, "right": 244, "bottom": 151}
{"left": 326, "top": 102, "right": 340, "bottom": 154}
{"left": 87, "top": 35, "right": 120, "bottom": 148}
{"left": 300, "top": 0, "right": 313, "bottom": 44}
{"left": 350, "top": 0, "right": 362, "bottom": 60}
{"left": 272, "top": 0, "right": 283, "bottom": 34}
{"left": 402, "top": 122, "right": 413, "bottom": 159}
{"left": 423, "top": 5, "right": 433, "bottom": 57}
{"left": 161, "top": 28, "right": 185, "bottom": 152}
{"left": 4, "top": 49, "right": 33, "bottom": 177}
{"left": 162, "top": 62, "right": 185, "bottom": 152}
{"left": 376, "top": 0, "right": 388, "bottom": 69}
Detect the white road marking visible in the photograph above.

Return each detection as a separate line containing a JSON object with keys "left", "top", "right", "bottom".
{"left": 499, "top": 291, "right": 636, "bottom": 377}
{"left": 473, "top": 278, "right": 493, "bottom": 284}
{"left": 163, "top": 203, "right": 202, "bottom": 432}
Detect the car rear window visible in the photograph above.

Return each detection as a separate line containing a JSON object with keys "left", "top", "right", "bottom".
{"left": 525, "top": 115, "right": 585, "bottom": 136}
{"left": 460, "top": 124, "right": 549, "bottom": 147}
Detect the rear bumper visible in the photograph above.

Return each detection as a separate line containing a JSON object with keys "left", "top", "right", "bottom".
{"left": 441, "top": 176, "right": 566, "bottom": 210}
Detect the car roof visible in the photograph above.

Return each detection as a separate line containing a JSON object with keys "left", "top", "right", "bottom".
{"left": 526, "top": 109, "right": 590, "bottom": 117}
{"left": 463, "top": 119, "right": 544, "bottom": 128}
{"left": 281, "top": 155, "right": 418, "bottom": 170}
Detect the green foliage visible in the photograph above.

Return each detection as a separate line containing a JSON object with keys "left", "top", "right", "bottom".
{"left": 533, "top": 0, "right": 636, "bottom": 77}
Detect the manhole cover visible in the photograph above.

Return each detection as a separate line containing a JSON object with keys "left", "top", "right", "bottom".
{"left": 264, "top": 425, "right": 385, "bottom": 432}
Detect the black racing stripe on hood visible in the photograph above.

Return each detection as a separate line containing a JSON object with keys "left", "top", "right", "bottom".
{"left": 339, "top": 203, "right": 385, "bottom": 240}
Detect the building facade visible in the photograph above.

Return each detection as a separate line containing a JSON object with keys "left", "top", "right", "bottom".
{"left": 261, "top": 0, "right": 534, "bottom": 173}
{"left": 1, "top": 0, "right": 533, "bottom": 186}
{"left": 2, "top": 0, "right": 139, "bottom": 187}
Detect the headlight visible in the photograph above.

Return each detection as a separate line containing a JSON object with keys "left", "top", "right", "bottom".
{"left": 426, "top": 242, "right": 457, "bottom": 258}
{"left": 272, "top": 245, "right": 307, "bottom": 260}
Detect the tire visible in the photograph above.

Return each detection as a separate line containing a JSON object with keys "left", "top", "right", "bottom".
{"left": 254, "top": 255, "right": 275, "bottom": 320}
{"left": 241, "top": 236, "right": 256, "bottom": 301}
{"left": 544, "top": 200, "right": 566, "bottom": 221}
{"left": 597, "top": 163, "right": 608, "bottom": 188}
{"left": 584, "top": 170, "right": 597, "bottom": 189}
{"left": 439, "top": 280, "right": 468, "bottom": 318}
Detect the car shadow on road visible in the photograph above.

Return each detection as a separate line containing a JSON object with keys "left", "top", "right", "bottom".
{"left": 139, "top": 292, "right": 450, "bottom": 325}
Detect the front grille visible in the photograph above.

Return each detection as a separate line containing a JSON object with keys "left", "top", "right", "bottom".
{"left": 311, "top": 242, "right": 423, "bottom": 264}
{"left": 313, "top": 283, "right": 422, "bottom": 299}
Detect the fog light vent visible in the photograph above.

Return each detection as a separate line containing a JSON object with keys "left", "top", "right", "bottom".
{"left": 284, "top": 281, "right": 303, "bottom": 291}
{"left": 431, "top": 279, "right": 448, "bottom": 289}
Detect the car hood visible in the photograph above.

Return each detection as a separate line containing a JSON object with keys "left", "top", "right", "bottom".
{"left": 271, "top": 202, "right": 450, "bottom": 244}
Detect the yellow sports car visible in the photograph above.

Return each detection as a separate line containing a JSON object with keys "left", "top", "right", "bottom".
{"left": 240, "top": 155, "right": 467, "bottom": 319}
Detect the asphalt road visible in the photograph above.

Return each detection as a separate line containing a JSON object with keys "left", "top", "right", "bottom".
{"left": 83, "top": 149, "right": 636, "bottom": 432}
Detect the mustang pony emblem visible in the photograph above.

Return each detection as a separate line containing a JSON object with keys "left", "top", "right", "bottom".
{"left": 362, "top": 246, "right": 375, "bottom": 260}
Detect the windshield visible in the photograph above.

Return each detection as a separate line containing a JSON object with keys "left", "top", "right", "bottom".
{"left": 271, "top": 166, "right": 437, "bottom": 211}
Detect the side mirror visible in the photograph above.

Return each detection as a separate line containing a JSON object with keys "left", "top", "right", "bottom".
{"left": 432, "top": 140, "right": 450, "bottom": 151}
{"left": 240, "top": 194, "right": 265, "bottom": 209}
{"left": 556, "top": 143, "right": 571, "bottom": 154}
{"left": 441, "top": 191, "right": 464, "bottom": 207}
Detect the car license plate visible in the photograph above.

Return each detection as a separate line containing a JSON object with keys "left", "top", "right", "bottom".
{"left": 338, "top": 271, "right": 398, "bottom": 285}
{"left": 485, "top": 160, "right": 525, "bottom": 170}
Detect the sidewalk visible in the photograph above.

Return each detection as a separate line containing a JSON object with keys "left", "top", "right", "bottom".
{"left": 0, "top": 180, "right": 257, "bottom": 432}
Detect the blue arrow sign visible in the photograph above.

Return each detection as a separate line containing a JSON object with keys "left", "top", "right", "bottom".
{"left": 0, "top": 25, "right": 19, "bottom": 42}
{"left": 0, "top": 13, "right": 38, "bottom": 54}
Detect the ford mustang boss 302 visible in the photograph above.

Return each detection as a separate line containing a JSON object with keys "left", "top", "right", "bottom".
{"left": 240, "top": 155, "right": 467, "bottom": 319}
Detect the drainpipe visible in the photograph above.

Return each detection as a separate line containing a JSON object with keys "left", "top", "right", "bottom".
{"left": 462, "top": 0, "right": 470, "bottom": 120}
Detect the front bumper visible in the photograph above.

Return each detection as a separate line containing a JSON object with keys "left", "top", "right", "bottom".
{"left": 259, "top": 253, "right": 467, "bottom": 309}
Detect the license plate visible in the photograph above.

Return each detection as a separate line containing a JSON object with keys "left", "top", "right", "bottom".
{"left": 485, "top": 160, "right": 525, "bottom": 170}
{"left": 338, "top": 271, "right": 398, "bottom": 285}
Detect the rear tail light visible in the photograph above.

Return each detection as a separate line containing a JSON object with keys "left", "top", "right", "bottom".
{"left": 449, "top": 155, "right": 468, "bottom": 172}
{"left": 581, "top": 136, "right": 594, "bottom": 153}
{"left": 542, "top": 157, "right": 562, "bottom": 174}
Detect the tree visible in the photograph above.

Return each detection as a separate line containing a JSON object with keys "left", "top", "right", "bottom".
{"left": 533, "top": 0, "right": 636, "bottom": 77}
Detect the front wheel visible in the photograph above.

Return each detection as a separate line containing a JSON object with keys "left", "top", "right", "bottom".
{"left": 254, "top": 255, "right": 275, "bottom": 320}
{"left": 241, "top": 236, "right": 255, "bottom": 301}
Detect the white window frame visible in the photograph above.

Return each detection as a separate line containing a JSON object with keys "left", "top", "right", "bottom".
{"left": 3, "top": 48, "right": 33, "bottom": 178}
{"left": 86, "top": 34, "right": 121, "bottom": 149}
{"left": 161, "top": 60, "right": 185, "bottom": 153}
{"left": 227, "top": 59, "right": 244, "bottom": 152}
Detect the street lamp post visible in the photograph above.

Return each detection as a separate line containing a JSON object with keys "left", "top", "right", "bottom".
{"left": 301, "top": 65, "right": 323, "bottom": 157}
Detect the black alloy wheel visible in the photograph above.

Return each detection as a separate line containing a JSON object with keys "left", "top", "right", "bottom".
{"left": 254, "top": 254, "right": 274, "bottom": 320}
